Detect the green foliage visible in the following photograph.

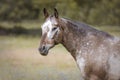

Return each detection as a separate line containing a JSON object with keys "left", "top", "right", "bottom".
{"left": 74, "top": 0, "right": 120, "bottom": 25}
{"left": 0, "top": 0, "right": 120, "bottom": 25}
{"left": 0, "top": 0, "right": 39, "bottom": 22}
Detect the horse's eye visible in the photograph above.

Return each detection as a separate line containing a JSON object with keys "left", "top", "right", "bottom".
{"left": 52, "top": 27, "right": 57, "bottom": 31}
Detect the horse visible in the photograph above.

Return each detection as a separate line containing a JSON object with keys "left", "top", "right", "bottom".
{"left": 38, "top": 8, "right": 120, "bottom": 80}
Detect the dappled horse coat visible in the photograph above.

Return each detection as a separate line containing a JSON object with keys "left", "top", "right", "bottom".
{"left": 39, "top": 8, "right": 120, "bottom": 80}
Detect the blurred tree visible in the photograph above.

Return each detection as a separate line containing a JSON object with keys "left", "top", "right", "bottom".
{"left": 74, "top": 0, "right": 120, "bottom": 25}
{"left": 74, "top": 0, "right": 101, "bottom": 22}
{"left": 0, "top": 0, "right": 39, "bottom": 22}
{"left": 56, "top": 0, "right": 80, "bottom": 20}
{"left": 0, "top": 0, "right": 120, "bottom": 25}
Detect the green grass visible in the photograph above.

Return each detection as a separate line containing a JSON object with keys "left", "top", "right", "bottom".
{"left": 0, "top": 36, "right": 81, "bottom": 80}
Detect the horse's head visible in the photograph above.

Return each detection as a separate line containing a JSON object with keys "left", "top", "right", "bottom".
{"left": 38, "top": 8, "right": 62, "bottom": 56}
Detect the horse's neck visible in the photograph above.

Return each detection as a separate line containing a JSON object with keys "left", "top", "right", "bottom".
{"left": 61, "top": 30, "right": 78, "bottom": 60}
{"left": 60, "top": 19, "right": 85, "bottom": 60}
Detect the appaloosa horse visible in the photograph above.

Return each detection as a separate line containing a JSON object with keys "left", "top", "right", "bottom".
{"left": 38, "top": 8, "right": 120, "bottom": 80}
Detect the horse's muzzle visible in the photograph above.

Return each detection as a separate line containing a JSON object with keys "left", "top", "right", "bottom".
{"left": 38, "top": 46, "right": 48, "bottom": 56}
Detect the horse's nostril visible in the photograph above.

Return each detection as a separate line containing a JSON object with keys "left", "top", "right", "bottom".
{"left": 38, "top": 46, "right": 46, "bottom": 52}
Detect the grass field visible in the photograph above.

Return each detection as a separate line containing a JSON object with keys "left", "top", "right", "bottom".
{"left": 0, "top": 36, "right": 81, "bottom": 80}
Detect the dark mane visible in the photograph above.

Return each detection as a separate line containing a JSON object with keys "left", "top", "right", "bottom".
{"left": 62, "top": 18, "right": 114, "bottom": 39}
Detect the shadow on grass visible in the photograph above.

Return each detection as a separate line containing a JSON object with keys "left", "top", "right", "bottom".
{"left": 0, "top": 25, "right": 42, "bottom": 37}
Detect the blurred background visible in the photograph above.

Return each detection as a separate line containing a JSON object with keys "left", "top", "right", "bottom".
{"left": 0, "top": 0, "right": 120, "bottom": 80}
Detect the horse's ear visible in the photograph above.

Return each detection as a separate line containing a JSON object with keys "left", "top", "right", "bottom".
{"left": 43, "top": 8, "right": 49, "bottom": 18}
{"left": 54, "top": 8, "right": 59, "bottom": 18}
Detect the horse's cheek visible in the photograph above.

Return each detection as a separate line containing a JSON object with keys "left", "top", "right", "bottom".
{"left": 47, "top": 39, "right": 54, "bottom": 44}
{"left": 55, "top": 32, "right": 62, "bottom": 43}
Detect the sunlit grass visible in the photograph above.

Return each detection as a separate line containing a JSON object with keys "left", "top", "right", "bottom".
{"left": 0, "top": 36, "right": 81, "bottom": 80}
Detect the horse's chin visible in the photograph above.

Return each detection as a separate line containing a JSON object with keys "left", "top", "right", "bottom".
{"left": 40, "top": 50, "right": 49, "bottom": 56}
{"left": 40, "top": 52, "right": 48, "bottom": 56}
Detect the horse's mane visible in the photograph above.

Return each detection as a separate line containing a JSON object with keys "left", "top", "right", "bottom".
{"left": 61, "top": 18, "right": 114, "bottom": 38}
{"left": 62, "top": 18, "right": 99, "bottom": 31}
